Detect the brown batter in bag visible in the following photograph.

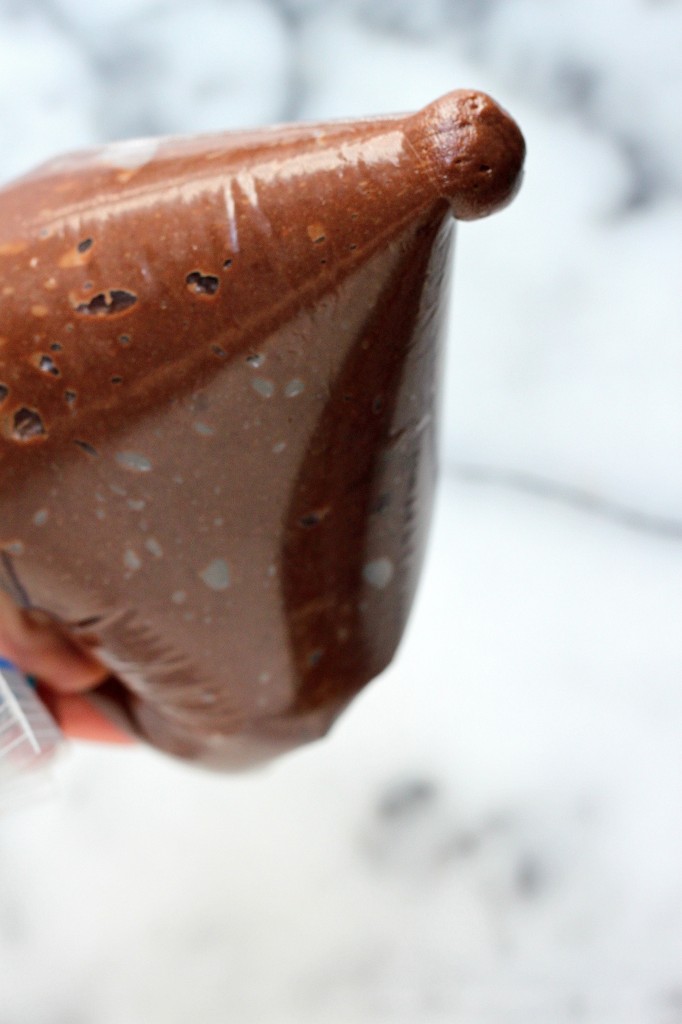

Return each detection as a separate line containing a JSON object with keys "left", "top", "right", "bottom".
{"left": 0, "top": 90, "right": 524, "bottom": 767}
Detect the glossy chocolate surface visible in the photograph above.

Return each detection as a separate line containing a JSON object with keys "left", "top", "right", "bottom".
{"left": 0, "top": 91, "right": 524, "bottom": 767}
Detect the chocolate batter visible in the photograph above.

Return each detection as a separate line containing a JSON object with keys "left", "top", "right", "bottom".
{"left": 0, "top": 91, "right": 524, "bottom": 767}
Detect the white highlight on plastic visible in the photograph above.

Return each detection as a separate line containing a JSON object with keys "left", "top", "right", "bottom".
{"left": 223, "top": 180, "right": 240, "bottom": 253}
{"left": 362, "top": 557, "right": 394, "bottom": 589}
{"left": 116, "top": 451, "right": 153, "bottom": 473}
{"left": 123, "top": 548, "right": 142, "bottom": 572}
{"left": 199, "top": 558, "right": 231, "bottom": 591}
{"left": 100, "top": 137, "right": 159, "bottom": 170}
{"left": 145, "top": 538, "right": 163, "bottom": 558}
{"left": 284, "top": 379, "right": 305, "bottom": 398}
{"left": 251, "top": 377, "right": 274, "bottom": 398}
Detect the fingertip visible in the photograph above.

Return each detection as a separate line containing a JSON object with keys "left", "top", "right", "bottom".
{"left": 0, "top": 594, "right": 108, "bottom": 693}
{"left": 39, "top": 688, "right": 135, "bottom": 745}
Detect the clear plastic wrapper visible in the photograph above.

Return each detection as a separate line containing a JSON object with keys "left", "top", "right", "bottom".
{"left": 0, "top": 658, "right": 64, "bottom": 812}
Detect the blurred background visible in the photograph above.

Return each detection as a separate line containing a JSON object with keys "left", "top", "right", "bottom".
{"left": 1, "top": 0, "right": 681, "bottom": 1021}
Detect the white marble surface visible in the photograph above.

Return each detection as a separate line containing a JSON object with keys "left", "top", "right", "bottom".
{"left": 1, "top": 1, "right": 681, "bottom": 1021}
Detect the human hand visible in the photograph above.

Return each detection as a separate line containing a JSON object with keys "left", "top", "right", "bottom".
{"left": 0, "top": 591, "right": 132, "bottom": 744}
